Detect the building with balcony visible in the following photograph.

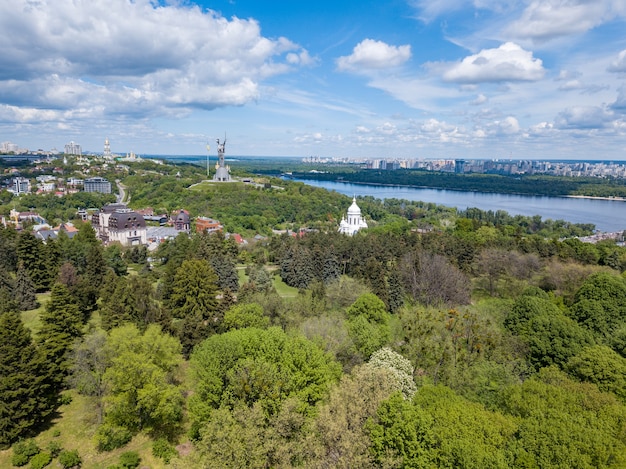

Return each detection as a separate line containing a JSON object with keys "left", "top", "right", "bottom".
{"left": 92, "top": 203, "right": 146, "bottom": 246}
{"left": 84, "top": 177, "right": 112, "bottom": 194}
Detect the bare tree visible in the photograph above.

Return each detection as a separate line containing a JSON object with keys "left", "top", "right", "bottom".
{"left": 400, "top": 250, "right": 471, "bottom": 306}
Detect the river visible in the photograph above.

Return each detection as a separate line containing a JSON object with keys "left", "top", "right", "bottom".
{"left": 295, "top": 179, "right": 626, "bottom": 233}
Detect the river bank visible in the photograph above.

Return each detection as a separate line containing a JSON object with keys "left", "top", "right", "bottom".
{"left": 294, "top": 178, "right": 626, "bottom": 233}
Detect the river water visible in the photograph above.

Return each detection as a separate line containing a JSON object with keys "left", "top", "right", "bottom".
{"left": 295, "top": 179, "right": 626, "bottom": 233}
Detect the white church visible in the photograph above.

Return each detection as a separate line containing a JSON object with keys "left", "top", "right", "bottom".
{"left": 338, "top": 197, "right": 368, "bottom": 236}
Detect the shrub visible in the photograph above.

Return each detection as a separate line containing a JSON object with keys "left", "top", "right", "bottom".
{"left": 152, "top": 438, "right": 177, "bottom": 463}
{"left": 59, "top": 393, "right": 73, "bottom": 405}
{"left": 29, "top": 451, "right": 52, "bottom": 469}
{"left": 11, "top": 453, "right": 30, "bottom": 467}
{"left": 58, "top": 449, "right": 82, "bottom": 468}
{"left": 94, "top": 424, "right": 132, "bottom": 451}
{"left": 11, "top": 439, "right": 40, "bottom": 466}
{"left": 52, "top": 429, "right": 61, "bottom": 438}
{"left": 119, "top": 451, "right": 141, "bottom": 468}
{"left": 46, "top": 440, "right": 62, "bottom": 457}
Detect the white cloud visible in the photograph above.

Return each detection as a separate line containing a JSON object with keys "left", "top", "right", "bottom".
{"left": 0, "top": 0, "right": 309, "bottom": 115}
{"left": 505, "top": 0, "right": 626, "bottom": 42}
{"left": 410, "top": 0, "right": 512, "bottom": 23}
{"left": 490, "top": 116, "right": 521, "bottom": 135}
{"left": 336, "top": 39, "right": 411, "bottom": 72}
{"left": 554, "top": 105, "right": 614, "bottom": 129}
{"left": 443, "top": 42, "right": 545, "bottom": 83}
{"left": 471, "top": 94, "right": 488, "bottom": 105}
{"left": 608, "top": 49, "right": 626, "bottom": 73}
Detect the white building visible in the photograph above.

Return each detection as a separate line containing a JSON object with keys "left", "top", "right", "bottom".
{"left": 92, "top": 204, "right": 147, "bottom": 246}
{"left": 1, "top": 141, "right": 19, "bottom": 153}
{"left": 84, "top": 177, "right": 111, "bottom": 193}
{"left": 338, "top": 197, "right": 368, "bottom": 236}
{"left": 10, "top": 177, "right": 31, "bottom": 195}
{"left": 64, "top": 141, "right": 82, "bottom": 156}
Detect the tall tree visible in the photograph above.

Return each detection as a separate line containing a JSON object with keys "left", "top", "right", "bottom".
{"left": 165, "top": 259, "right": 220, "bottom": 357}
{"left": 16, "top": 231, "right": 49, "bottom": 291}
{"left": 100, "top": 276, "right": 161, "bottom": 331}
{"left": 0, "top": 225, "right": 18, "bottom": 273}
{"left": 96, "top": 324, "right": 184, "bottom": 446}
{"left": 70, "top": 329, "right": 110, "bottom": 424}
{"left": 15, "top": 261, "right": 39, "bottom": 311}
{"left": 0, "top": 311, "right": 54, "bottom": 447}
{"left": 166, "top": 259, "right": 219, "bottom": 322}
{"left": 37, "top": 283, "right": 83, "bottom": 388}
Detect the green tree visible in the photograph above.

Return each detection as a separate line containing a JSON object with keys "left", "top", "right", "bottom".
{"left": 501, "top": 367, "right": 626, "bottom": 468}
{"left": 105, "top": 244, "right": 128, "bottom": 276}
{"left": 222, "top": 303, "right": 270, "bottom": 331}
{"left": 100, "top": 324, "right": 184, "bottom": 441}
{"left": 507, "top": 295, "right": 595, "bottom": 370}
{"left": 0, "top": 225, "right": 18, "bottom": 273}
{"left": 100, "top": 275, "right": 161, "bottom": 331}
{"left": 566, "top": 345, "right": 626, "bottom": 401}
{"left": 70, "top": 329, "right": 110, "bottom": 423}
{"left": 15, "top": 261, "right": 39, "bottom": 310}
{"left": 346, "top": 293, "right": 391, "bottom": 359}
{"left": 37, "top": 283, "right": 83, "bottom": 386}
{"left": 16, "top": 231, "right": 49, "bottom": 291}
{"left": 189, "top": 327, "right": 341, "bottom": 437}
{"left": 0, "top": 311, "right": 54, "bottom": 447}
{"left": 570, "top": 272, "right": 626, "bottom": 339}
{"left": 309, "top": 364, "right": 403, "bottom": 468}
{"left": 166, "top": 259, "right": 219, "bottom": 321}
{"left": 166, "top": 259, "right": 220, "bottom": 356}
{"left": 368, "top": 386, "right": 515, "bottom": 469}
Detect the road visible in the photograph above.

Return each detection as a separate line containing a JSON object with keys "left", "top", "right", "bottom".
{"left": 115, "top": 180, "right": 129, "bottom": 204}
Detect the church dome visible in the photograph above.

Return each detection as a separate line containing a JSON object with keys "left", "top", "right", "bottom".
{"left": 175, "top": 209, "right": 190, "bottom": 224}
{"left": 347, "top": 197, "right": 361, "bottom": 215}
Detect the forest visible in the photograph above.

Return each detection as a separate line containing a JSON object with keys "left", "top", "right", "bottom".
{"left": 2, "top": 158, "right": 626, "bottom": 468}
{"left": 289, "top": 167, "right": 626, "bottom": 198}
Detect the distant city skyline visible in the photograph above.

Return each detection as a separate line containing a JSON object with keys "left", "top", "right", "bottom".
{"left": 1, "top": 0, "right": 626, "bottom": 159}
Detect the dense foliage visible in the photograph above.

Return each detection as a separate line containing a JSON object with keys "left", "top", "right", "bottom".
{"left": 4, "top": 158, "right": 626, "bottom": 467}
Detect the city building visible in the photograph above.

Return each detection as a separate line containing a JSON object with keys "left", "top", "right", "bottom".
{"left": 173, "top": 209, "right": 191, "bottom": 232}
{"left": 84, "top": 176, "right": 112, "bottom": 194}
{"left": 92, "top": 203, "right": 147, "bottom": 246}
{"left": 196, "top": 216, "right": 223, "bottom": 234}
{"left": 10, "top": 177, "right": 31, "bottom": 195}
{"left": 1, "top": 141, "right": 20, "bottom": 153}
{"left": 103, "top": 137, "right": 114, "bottom": 160}
{"left": 338, "top": 197, "right": 368, "bottom": 236}
{"left": 64, "top": 141, "right": 82, "bottom": 156}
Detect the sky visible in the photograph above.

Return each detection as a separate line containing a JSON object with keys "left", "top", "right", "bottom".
{"left": 1, "top": 0, "right": 626, "bottom": 159}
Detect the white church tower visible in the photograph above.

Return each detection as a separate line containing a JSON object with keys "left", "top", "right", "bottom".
{"left": 339, "top": 197, "right": 368, "bottom": 236}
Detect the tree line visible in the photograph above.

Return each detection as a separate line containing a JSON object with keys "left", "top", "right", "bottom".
{"left": 3, "top": 162, "right": 626, "bottom": 467}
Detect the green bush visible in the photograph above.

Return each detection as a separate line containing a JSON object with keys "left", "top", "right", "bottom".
{"left": 119, "top": 451, "right": 141, "bottom": 468}
{"left": 94, "top": 424, "right": 132, "bottom": 451}
{"left": 58, "top": 449, "right": 82, "bottom": 468}
{"left": 46, "top": 440, "right": 62, "bottom": 458}
{"left": 11, "top": 453, "right": 30, "bottom": 467}
{"left": 29, "top": 451, "right": 52, "bottom": 469}
{"left": 152, "top": 438, "right": 177, "bottom": 463}
{"left": 59, "top": 393, "right": 73, "bottom": 405}
{"left": 11, "top": 439, "right": 40, "bottom": 466}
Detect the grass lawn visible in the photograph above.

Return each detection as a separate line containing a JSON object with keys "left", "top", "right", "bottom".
{"left": 272, "top": 274, "right": 298, "bottom": 298}
{"left": 20, "top": 291, "right": 50, "bottom": 335}
{"left": 0, "top": 390, "right": 172, "bottom": 469}
{"left": 237, "top": 264, "right": 299, "bottom": 298}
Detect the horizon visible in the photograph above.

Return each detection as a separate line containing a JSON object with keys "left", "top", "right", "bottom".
{"left": 1, "top": 0, "right": 626, "bottom": 159}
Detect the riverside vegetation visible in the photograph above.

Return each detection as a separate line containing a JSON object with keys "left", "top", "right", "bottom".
{"left": 2, "top": 157, "right": 626, "bottom": 467}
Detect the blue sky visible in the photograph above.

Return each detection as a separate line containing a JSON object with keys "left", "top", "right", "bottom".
{"left": 1, "top": 0, "right": 626, "bottom": 159}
